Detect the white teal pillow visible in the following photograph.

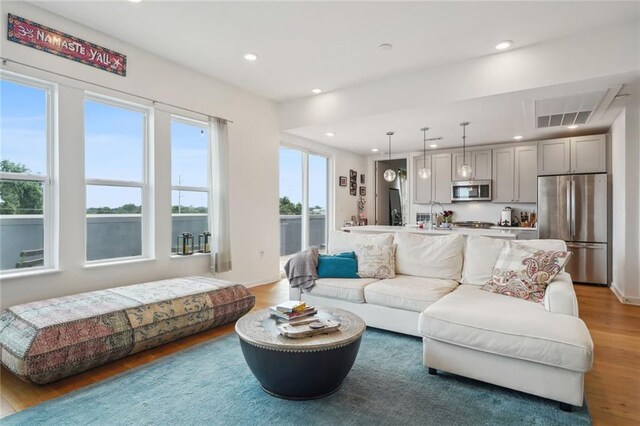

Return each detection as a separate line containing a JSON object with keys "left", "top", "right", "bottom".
{"left": 355, "top": 243, "right": 396, "bottom": 279}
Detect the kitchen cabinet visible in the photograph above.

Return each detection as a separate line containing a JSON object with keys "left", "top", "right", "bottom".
{"left": 433, "top": 153, "right": 452, "bottom": 203}
{"left": 493, "top": 145, "right": 537, "bottom": 203}
{"left": 570, "top": 134, "right": 606, "bottom": 173}
{"left": 452, "top": 149, "right": 492, "bottom": 181}
{"left": 538, "top": 134, "right": 606, "bottom": 175}
{"left": 413, "top": 155, "right": 432, "bottom": 204}
{"left": 412, "top": 153, "right": 451, "bottom": 204}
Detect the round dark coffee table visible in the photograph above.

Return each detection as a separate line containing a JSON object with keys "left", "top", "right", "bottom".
{"left": 235, "top": 307, "right": 365, "bottom": 400}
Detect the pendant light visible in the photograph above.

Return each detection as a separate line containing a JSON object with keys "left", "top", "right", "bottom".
{"left": 418, "top": 127, "right": 432, "bottom": 179}
{"left": 383, "top": 132, "right": 397, "bottom": 182}
{"left": 457, "top": 122, "right": 472, "bottom": 179}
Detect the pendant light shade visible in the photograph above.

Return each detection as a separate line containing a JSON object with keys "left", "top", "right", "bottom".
{"left": 457, "top": 122, "right": 472, "bottom": 179}
{"left": 383, "top": 132, "right": 397, "bottom": 182}
{"left": 418, "top": 127, "right": 431, "bottom": 180}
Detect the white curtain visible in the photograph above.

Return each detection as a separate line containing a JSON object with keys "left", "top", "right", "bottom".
{"left": 208, "top": 117, "right": 232, "bottom": 273}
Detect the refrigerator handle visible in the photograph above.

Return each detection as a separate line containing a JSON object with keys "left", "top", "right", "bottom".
{"left": 566, "top": 181, "right": 572, "bottom": 239}
{"left": 571, "top": 179, "right": 576, "bottom": 239}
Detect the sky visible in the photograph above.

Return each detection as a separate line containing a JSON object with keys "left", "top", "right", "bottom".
{"left": 2, "top": 79, "right": 327, "bottom": 214}
{"left": 1, "top": 79, "right": 209, "bottom": 211}
{"left": 279, "top": 147, "right": 328, "bottom": 210}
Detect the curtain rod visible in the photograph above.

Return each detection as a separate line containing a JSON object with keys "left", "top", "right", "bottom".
{"left": 0, "top": 57, "right": 233, "bottom": 123}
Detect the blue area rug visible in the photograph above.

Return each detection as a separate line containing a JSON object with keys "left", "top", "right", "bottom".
{"left": 4, "top": 328, "right": 590, "bottom": 425}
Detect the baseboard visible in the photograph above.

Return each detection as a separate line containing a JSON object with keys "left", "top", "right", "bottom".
{"left": 610, "top": 284, "right": 640, "bottom": 305}
{"left": 242, "top": 274, "right": 282, "bottom": 288}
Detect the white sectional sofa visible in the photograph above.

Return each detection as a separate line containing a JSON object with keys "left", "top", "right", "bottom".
{"left": 288, "top": 230, "right": 594, "bottom": 410}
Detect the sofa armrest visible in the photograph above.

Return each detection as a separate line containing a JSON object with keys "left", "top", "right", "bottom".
{"left": 289, "top": 286, "right": 302, "bottom": 301}
{"left": 543, "top": 272, "right": 579, "bottom": 317}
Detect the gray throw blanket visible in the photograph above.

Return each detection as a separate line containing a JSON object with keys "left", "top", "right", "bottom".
{"left": 284, "top": 247, "right": 319, "bottom": 292}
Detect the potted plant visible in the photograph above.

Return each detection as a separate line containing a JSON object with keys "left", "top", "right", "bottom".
{"left": 442, "top": 210, "right": 454, "bottom": 228}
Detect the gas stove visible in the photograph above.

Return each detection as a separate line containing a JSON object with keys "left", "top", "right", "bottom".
{"left": 452, "top": 221, "right": 495, "bottom": 229}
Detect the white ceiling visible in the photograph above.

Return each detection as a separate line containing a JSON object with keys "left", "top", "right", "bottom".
{"left": 286, "top": 74, "right": 639, "bottom": 155}
{"left": 33, "top": 1, "right": 639, "bottom": 102}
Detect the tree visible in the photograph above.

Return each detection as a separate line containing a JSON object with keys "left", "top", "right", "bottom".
{"left": 0, "top": 160, "right": 43, "bottom": 215}
{"left": 279, "top": 196, "right": 302, "bottom": 215}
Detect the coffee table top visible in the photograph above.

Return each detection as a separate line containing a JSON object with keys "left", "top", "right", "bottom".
{"left": 235, "top": 307, "right": 365, "bottom": 353}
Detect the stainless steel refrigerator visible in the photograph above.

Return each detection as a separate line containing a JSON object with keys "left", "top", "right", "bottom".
{"left": 538, "top": 174, "right": 608, "bottom": 285}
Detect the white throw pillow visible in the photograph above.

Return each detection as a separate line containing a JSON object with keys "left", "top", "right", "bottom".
{"left": 461, "top": 235, "right": 506, "bottom": 285}
{"left": 394, "top": 233, "right": 464, "bottom": 280}
{"left": 355, "top": 243, "right": 396, "bottom": 279}
{"left": 328, "top": 230, "right": 353, "bottom": 254}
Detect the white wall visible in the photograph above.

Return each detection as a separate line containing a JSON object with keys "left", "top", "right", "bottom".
{"left": 280, "top": 133, "right": 368, "bottom": 229}
{"left": 0, "top": 2, "right": 281, "bottom": 308}
{"left": 610, "top": 102, "right": 640, "bottom": 304}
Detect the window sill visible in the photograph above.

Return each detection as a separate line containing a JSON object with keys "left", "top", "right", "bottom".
{"left": 1, "top": 268, "right": 63, "bottom": 281}
{"left": 84, "top": 257, "right": 155, "bottom": 269}
{"left": 171, "top": 252, "right": 210, "bottom": 260}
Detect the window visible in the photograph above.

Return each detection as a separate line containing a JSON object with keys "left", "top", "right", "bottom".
{"left": 171, "top": 117, "right": 209, "bottom": 253}
{"left": 0, "top": 74, "right": 56, "bottom": 273}
{"left": 279, "top": 146, "right": 329, "bottom": 266}
{"left": 85, "top": 96, "right": 150, "bottom": 262}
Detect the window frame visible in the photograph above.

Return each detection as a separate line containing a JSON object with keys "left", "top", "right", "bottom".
{"left": 0, "top": 71, "right": 58, "bottom": 276}
{"left": 278, "top": 143, "right": 332, "bottom": 251}
{"left": 84, "top": 93, "right": 153, "bottom": 264}
{"left": 170, "top": 115, "right": 210, "bottom": 254}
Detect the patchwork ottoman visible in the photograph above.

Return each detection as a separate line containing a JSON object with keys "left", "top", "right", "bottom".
{"left": 0, "top": 276, "right": 255, "bottom": 384}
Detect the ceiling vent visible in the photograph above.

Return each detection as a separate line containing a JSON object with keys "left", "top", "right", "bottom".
{"left": 535, "top": 91, "right": 606, "bottom": 128}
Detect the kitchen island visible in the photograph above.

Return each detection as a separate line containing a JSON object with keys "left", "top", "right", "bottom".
{"left": 340, "top": 225, "right": 525, "bottom": 239}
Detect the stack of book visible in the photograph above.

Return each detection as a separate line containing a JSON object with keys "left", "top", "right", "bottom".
{"left": 269, "top": 301, "right": 317, "bottom": 321}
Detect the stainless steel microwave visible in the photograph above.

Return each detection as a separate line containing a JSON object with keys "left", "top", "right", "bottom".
{"left": 451, "top": 180, "right": 492, "bottom": 202}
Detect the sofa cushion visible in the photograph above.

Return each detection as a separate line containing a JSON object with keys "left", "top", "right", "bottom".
{"left": 308, "top": 278, "right": 379, "bottom": 303}
{"left": 355, "top": 243, "right": 396, "bottom": 279}
{"left": 462, "top": 236, "right": 569, "bottom": 286}
{"left": 395, "top": 233, "right": 464, "bottom": 280}
{"left": 317, "top": 252, "right": 358, "bottom": 279}
{"left": 481, "top": 242, "right": 572, "bottom": 303}
{"left": 328, "top": 230, "right": 394, "bottom": 254}
{"left": 364, "top": 275, "right": 458, "bottom": 312}
{"left": 419, "top": 285, "right": 593, "bottom": 372}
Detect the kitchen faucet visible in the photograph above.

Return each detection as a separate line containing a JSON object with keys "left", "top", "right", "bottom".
{"left": 429, "top": 201, "right": 445, "bottom": 230}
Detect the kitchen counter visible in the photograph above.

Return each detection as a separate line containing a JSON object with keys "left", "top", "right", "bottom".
{"left": 341, "top": 225, "right": 518, "bottom": 239}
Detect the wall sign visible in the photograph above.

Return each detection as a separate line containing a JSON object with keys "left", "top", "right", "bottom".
{"left": 7, "top": 14, "right": 127, "bottom": 76}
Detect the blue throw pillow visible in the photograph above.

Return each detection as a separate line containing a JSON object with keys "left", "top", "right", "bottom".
{"left": 317, "top": 252, "right": 358, "bottom": 278}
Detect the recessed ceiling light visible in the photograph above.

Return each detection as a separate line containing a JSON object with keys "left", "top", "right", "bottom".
{"left": 325, "top": 132, "right": 335, "bottom": 137}
{"left": 244, "top": 52, "right": 258, "bottom": 61}
{"left": 378, "top": 43, "right": 393, "bottom": 51}
{"left": 312, "top": 88, "right": 323, "bottom": 94}
{"left": 429, "top": 144, "right": 438, "bottom": 148}
{"left": 371, "top": 148, "right": 379, "bottom": 153}
{"left": 513, "top": 135, "right": 523, "bottom": 140}
{"left": 128, "top": 0, "right": 142, "bottom": 2}
{"left": 495, "top": 40, "right": 513, "bottom": 50}
{"left": 567, "top": 125, "right": 579, "bottom": 129}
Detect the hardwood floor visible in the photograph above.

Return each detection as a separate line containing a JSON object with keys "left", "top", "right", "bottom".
{"left": 1, "top": 280, "right": 638, "bottom": 425}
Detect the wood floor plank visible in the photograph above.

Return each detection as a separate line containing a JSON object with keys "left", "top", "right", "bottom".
{"left": 1, "top": 280, "right": 638, "bottom": 425}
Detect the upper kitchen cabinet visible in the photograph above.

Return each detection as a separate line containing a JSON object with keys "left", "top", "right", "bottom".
{"left": 493, "top": 144, "right": 537, "bottom": 203}
{"left": 452, "top": 150, "right": 492, "bottom": 181}
{"left": 433, "top": 152, "right": 452, "bottom": 203}
{"left": 538, "top": 134, "right": 606, "bottom": 175}
{"left": 570, "top": 134, "right": 606, "bottom": 173}
{"left": 538, "top": 138, "right": 570, "bottom": 175}
{"left": 413, "top": 155, "right": 432, "bottom": 204}
{"left": 413, "top": 153, "right": 451, "bottom": 204}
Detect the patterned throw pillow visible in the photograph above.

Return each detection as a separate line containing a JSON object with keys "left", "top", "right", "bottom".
{"left": 481, "top": 242, "right": 572, "bottom": 303}
{"left": 355, "top": 243, "right": 396, "bottom": 279}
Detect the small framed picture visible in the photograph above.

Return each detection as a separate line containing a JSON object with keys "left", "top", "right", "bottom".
{"left": 339, "top": 176, "right": 347, "bottom": 187}
{"left": 350, "top": 182, "right": 357, "bottom": 196}
{"left": 350, "top": 170, "right": 357, "bottom": 179}
{"left": 359, "top": 186, "right": 366, "bottom": 196}
{"left": 360, "top": 174, "right": 365, "bottom": 184}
